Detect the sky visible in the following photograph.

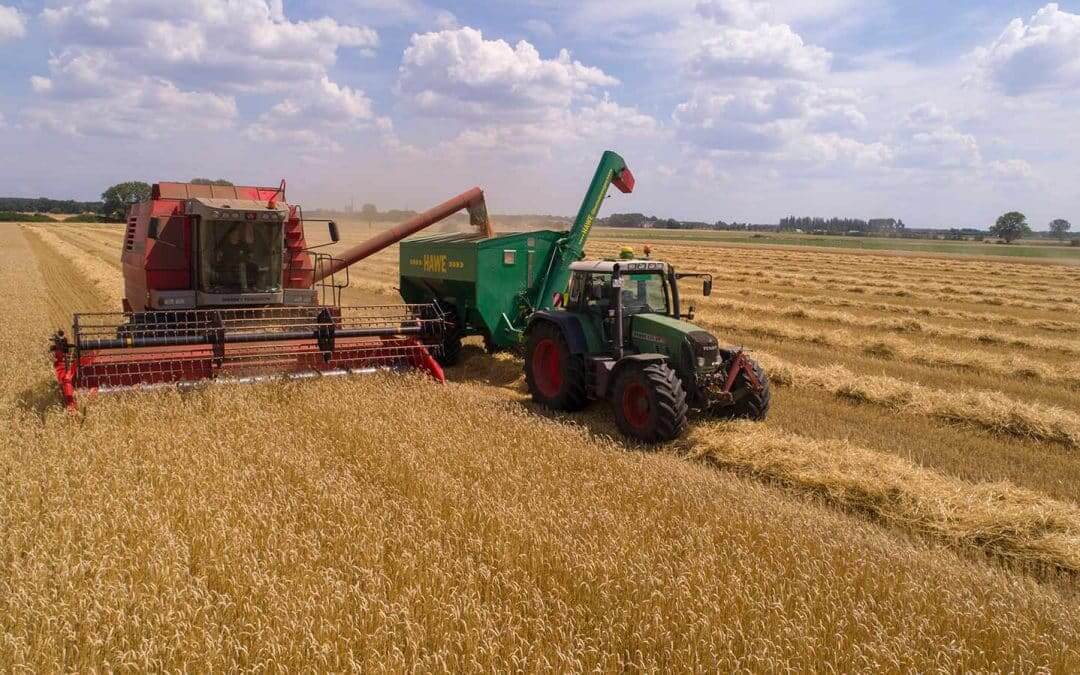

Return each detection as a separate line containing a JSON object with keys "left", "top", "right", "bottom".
{"left": 0, "top": 0, "right": 1077, "bottom": 229}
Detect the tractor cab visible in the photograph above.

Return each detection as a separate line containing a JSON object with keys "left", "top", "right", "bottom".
{"left": 564, "top": 259, "right": 714, "bottom": 349}
{"left": 567, "top": 260, "right": 671, "bottom": 318}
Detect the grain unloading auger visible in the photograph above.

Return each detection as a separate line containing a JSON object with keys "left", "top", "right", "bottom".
{"left": 50, "top": 181, "right": 493, "bottom": 409}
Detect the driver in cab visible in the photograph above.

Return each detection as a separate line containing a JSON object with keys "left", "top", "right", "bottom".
{"left": 217, "top": 222, "right": 257, "bottom": 289}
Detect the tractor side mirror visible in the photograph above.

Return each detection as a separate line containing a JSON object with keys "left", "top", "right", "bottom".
{"left": 328, "top": 220, "right": 340, "bottom": 243}
{"left": 147, "top": 217, "right": 159, "bottom": 239}
{"left": 703, "top": 278, "right": 712, "bottom": 297}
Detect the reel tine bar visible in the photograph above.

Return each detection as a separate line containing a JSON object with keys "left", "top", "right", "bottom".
{"left": 56, "top": 305, "right": 447, "bottom": 406}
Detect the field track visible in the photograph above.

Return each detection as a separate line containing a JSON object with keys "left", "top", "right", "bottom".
{"left": 2, "top": 222, "right": 1078, "bottom": 670}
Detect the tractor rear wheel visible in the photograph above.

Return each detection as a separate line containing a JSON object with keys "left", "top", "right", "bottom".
{"left": 715, "top": 353, "right": 771, "bottom": 420}
{"left": 524, "top": 322, "right": 587, "bottom": 411}
{"left": 612, "top": 362, "right": 688, "bottom": 443}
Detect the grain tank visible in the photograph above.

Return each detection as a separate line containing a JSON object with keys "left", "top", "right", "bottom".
{"left": 399, "top": 151, "right": 635, "bottom": 362}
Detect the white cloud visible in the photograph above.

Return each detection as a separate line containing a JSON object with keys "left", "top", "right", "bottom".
{"left": 332, "top": 0, "right": 451, "bottom": 28}
{"left": 694, "top": 0, "right": 771, "bottom": 27}
{"left": 26, "top": 1, "right": 377, "bottom": 141}
{"left": 894, "top": 128, "right": 981, "bottom": 169}
{"left": 673, "top": 82, "right": 865, "bottom": 153}
{"left": 569, "top": 0, "right": 864, "bottom": 40}
{"left": 398, "top": 27, "right": 617, "bottom": 119}
{"left": 688, "top": 23, "right": 831, "bottom": 80}
{"left": 245, "top": 77, "right": 378, "bottom": 153}
{"left": 38, "top": 1, "right": 377, "bottom": 93}
{"left": 394, "top": 27, "right": 657, "bottom": 162}
{"left": 787, "top": 133, "right": 892, "bottom": 167}
{"left": 890, "top": 105, "right": 982, "bottom": 170}
{"left": 439, "top": 97, "right": 660, "bottom": 157}
{"left": 974, "top": 3, "right": 1080, "bottom": 95}
{"left": 29, "top": 76, "right": 52, "bottom": 93}
{"left": 0, "top": 4, "right": 26, "bottom": 41}
{"left": 987, "top": 158, "right": 1035, "bottom": 180}
{"left": 26, "top": 79, "right": 237, "bottom": 138}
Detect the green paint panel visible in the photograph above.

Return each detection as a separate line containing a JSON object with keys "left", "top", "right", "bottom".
{"left": 400, "top": 229, "right": 564, "bottom": 347}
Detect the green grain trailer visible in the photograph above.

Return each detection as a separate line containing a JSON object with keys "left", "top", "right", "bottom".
{"left": 399, "top": 230, "right": 563, "bottom": 360}
{"left": 399, "top": 150, "right": 634, "bottom": 363}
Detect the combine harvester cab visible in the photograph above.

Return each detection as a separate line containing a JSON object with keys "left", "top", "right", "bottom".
{"left": 50, "top": 181, "right": 491, "bottom": 409}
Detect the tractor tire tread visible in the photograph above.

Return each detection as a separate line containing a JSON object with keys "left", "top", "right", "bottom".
{"left": 613, "top": 361, "right": 688, "bottom": 443}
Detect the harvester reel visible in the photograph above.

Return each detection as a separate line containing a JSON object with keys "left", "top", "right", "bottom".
{"left": 210, "top": 311, "right": 226, "bottom": 368}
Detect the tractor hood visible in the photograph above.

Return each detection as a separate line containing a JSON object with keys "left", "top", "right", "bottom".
{"left": 630, "top": 313, "right": 704, "bottom": 336}
{"left": 628, "top": 313, "right": 719, "bottom": 369}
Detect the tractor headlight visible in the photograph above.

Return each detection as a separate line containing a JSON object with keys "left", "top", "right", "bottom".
{"left": 687, "top": 330, "right": 719, "bottom": 369}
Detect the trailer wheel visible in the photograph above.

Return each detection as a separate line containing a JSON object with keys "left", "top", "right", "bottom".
{"left": 612, "top": 362, "right": 688, "bottom": 443}
{"left": 438, "top": 332, "right": 462, "bottom": 367}
{"left": 715, "top": 353, "right": 771, "bottom": 421}
{"left": 525, "top": 322, "right": 587, "bottom": 411}
{"left": 436, "top": 308, "right": 463, "bottom": 367}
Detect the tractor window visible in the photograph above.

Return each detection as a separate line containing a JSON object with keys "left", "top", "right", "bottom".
{"left": 584, "top": 273, "right": 613, "bottom": 315}
{"left": 199, "top": 219, "right": 283, "bottom": 293}
{"left": 566, "top": 272, "right": 585, "bottom": 308}
{"left": 621, "top": 273, "right": 669, "bottom": 316}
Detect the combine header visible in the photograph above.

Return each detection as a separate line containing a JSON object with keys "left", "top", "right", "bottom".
{"left": 51, "top": 181, "right": 490, "bottom": 409}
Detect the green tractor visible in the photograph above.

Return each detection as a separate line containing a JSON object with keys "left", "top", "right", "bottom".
{"left": 398, "top": 149, "right": 770, "bottom": 443}
{"left": 523, "top": 256, "right": 770, "bottom": 443}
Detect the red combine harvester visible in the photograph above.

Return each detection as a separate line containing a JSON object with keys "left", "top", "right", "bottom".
{"left": 50, "top": 180, "right": 492, "bottom": 409}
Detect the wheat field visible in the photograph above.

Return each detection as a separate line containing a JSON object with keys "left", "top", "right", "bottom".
{"left": 2, "top": 221, "right": 1079, "bottom": 670}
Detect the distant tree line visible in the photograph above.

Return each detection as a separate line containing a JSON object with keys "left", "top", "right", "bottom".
{"left": 0, "top": 211, "right": 59, "bottom": 222}
{"left": 0, "top": 197, "right": 103, "bottom": 214}
{"left": 779, "top": 216, "right": 906, "bottom": 234}
{"left": 1, "top": 178, "right": 234, "bottom": 223}
{"left": 600, "top": 213, "right": 758, "bottom": 230}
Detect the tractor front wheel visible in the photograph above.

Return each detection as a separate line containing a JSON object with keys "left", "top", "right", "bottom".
{"left": 612, "top": 362, "right": 688, "bottom": 444}
{"left": 524, "top": 322, "right": 588, "bottom": 411}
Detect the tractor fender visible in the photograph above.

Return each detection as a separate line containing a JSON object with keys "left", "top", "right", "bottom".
{"left": 526, "top": 311, "right": 589, "bottom": 355}
{"left": 599, "top": 353, "right": 671, "bottom": 399}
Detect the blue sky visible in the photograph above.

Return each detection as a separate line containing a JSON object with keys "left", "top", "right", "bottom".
{"left": 0, "top": 1, "right": 1077, "bottom": 228}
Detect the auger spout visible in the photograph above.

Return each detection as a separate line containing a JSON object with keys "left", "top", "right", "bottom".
{"left": 314, "top": 187, "right": 492, "bottom": 283}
